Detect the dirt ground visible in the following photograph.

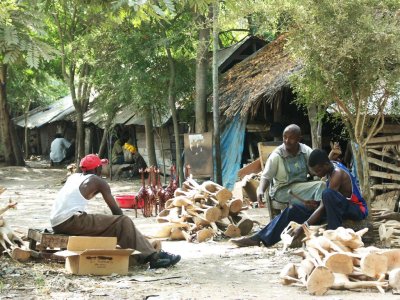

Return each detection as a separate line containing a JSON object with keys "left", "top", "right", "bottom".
{"left": 0, "top": 160, "right": 398, "bottom": 300}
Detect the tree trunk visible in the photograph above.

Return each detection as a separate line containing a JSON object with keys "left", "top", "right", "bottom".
{"left": 9, "top": 121, "right": 24, "bottom": 166}
{"left": 23, "top": 100, "right": 31, "bottom": 159}
{"left": 0, "top": 64, "right": 14, "bottom": 165}
{"left": 353, "top": 141, "right": 371, "bottom": 206}
{"left": 195, "top": 12, "right": 211, "bottom": 134}
{"left": 212, "top": 1, "right": 222, "bottom": 185}
{"left": 98, "top": 127, "right": 108, "bottom": 158}
{"left": 345, "top": 123, "right": 372, "bottom": 216}
{"left": 307, "top": 104, "right": 322, "bottom": 148}
{"left": 71, "top": 63, "right": 91, "bottom": 162}
{"left": 24, "top": 113, "right": 29, "bottom": 159}
{"left": 166, "top": 45, "right": 183, "bottom": 186}
{"left": 75, "top": 105, "right": 85, "bottom": 161}
{"left": 98, "top": 119, "right": 112, "bottom": 158}
{"left": 144, "top": 108, "right": 157, "bottom": 167}
{"left": 0, "top": 64, "right": 24, "bottom": 166}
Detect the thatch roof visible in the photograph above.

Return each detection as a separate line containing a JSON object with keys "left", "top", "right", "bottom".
{"left": 219, "top": 34, "right": 301, "bottom": 118}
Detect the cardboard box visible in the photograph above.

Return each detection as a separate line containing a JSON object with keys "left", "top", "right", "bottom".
{"left": 55, "top": 236, "right": 133, "bottom": 275}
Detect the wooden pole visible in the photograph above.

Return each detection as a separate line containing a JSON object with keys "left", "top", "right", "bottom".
{"left": 212, "top": 0, "right": 222, "bottom": 185}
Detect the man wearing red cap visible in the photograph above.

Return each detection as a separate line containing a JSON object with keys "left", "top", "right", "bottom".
{"left": 50, "top": 154, "right": 180, "bottom": 269}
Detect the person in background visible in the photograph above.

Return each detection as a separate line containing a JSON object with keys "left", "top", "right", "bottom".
{"left": 50, "top": 154, "right": 181, "bottom": 269}
{"left": 50, "top": 133, "right": 72, "bottom": 166}
{"left": 111, "top": 135, "right": 129, "bottom": 164}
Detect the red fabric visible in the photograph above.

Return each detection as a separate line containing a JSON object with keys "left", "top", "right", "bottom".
{"left": 80, "top": 154, "right": 108, "bottom": 171}
{"left": 350, "top": 194, "right": 366, "bottom": 214}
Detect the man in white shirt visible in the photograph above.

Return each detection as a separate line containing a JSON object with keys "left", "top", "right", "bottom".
{"left": 50, "top": 134, "right": 71, "bottom": 165}
{"left": 50, "top": 154, "right": 181, "bottom": 269}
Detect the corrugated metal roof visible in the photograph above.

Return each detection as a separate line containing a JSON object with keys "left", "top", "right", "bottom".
{"left": 327, "top": 90, "right": 400, "bottom": 116}
{"left": 125, "top": 111, "right": 170, "bottom": 126}
{"left": 83, "top": 103, "right": 136, "bottom": 129}
{"left": 84, "top": 102, "right": 171, "bottom": 128}
{"left": 112, "top": 105, "right": 137, "bottom": 125}
{"left": 83, "top": 105, "right": 109, "bottom": 128}
{"left": 217, "top": 36, "right": 251, "bottom": 68}
{"left": 14, "top": 95, "right": 74, "bottom": 129}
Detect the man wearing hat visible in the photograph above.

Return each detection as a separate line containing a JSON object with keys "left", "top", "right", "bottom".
{"left": 50, "top": 154, "right": 180, "bottom": 269}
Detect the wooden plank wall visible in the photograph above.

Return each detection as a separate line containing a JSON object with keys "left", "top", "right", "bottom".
{"left": 367, "top": 124, "right": 400, "bottom": 194}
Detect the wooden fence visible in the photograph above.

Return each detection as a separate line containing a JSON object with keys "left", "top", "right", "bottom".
{"left": 367, "top": 127, "right": 400, "bottom": 211}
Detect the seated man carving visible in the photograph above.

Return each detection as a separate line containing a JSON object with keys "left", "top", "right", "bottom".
{"left": 231, "top": 148, "right": 368, "bottom": 247}
{"left": 258, "top": 124, "right": 326, "bottom": 208}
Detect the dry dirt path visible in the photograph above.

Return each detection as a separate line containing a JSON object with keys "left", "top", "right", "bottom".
{"left": 0, "top": 162, "right": 397, "bottom": 300}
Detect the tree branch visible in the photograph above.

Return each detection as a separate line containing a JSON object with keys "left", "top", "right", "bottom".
{"left": 53, "top": 11, "right": 69, "bottom": 83}
{"left": 332, "top": 94, "right": 353, "bottom": 123}
{"left": 363, "top": 91, "right": 389, "bottom": 146}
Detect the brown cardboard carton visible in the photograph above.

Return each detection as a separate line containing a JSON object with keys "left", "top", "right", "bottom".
{"left": 55, "top": 236, "right": 133, "bottom": 275}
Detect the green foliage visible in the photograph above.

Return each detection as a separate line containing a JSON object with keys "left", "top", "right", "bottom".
{"left": 281, "top": 0, "right": 400, "bottom": 117}
{"left": 263, "top": 0, "right": 400, "bottom": 199}
{"left": 90, "top": 8, "right": 196, "bottom": 122}
{"left": 0, "top": 0, "right": 58, "bottom": 68}
{"left": 113, "top": 0, "right": 177, "bottom": 19}
{"left": 7, "top": 62, "right": 68, "bottom": 116}
{"left": 220, "top": 1, "right": 277, "bottom": 41}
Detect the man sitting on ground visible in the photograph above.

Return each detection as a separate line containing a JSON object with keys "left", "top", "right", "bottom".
{"left": 50, "top": 133, "right": 72, "bottom": 166}
{"left": 112, "top": 135, "right": 129, "bottom": 165}
{"left": 50, "top": 154, "right": 181, "bottom": 269}
{"left": 231, "top": 149, "right": 368, "bottom": 247}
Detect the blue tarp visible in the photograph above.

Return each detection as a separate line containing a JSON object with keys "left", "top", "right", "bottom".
{"left": 220, "top": 114, "right": 247, "bottom": 190}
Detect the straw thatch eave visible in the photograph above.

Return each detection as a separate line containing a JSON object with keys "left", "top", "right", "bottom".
{"left": 218, "top": 34, "right": 301, "bottom": 119}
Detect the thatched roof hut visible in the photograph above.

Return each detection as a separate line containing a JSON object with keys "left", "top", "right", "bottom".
{"left": 219, "top": 34, "right": 301, "bottom": 119}
{"left": 215, "top": 35, "right": 305, "bottom": 189}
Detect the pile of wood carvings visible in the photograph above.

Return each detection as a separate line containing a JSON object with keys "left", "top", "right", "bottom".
{"left": 279, "top": 223, "right": 400, "bottom": 295}
{"left": 372, "top": 209, "right": 400, "bottom": 248}
{"left": 152, "top": 177, "right": 255, "bottom": 243}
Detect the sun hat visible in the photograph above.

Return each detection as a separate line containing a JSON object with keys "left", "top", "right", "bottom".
{"left": 80, "top": 154, "right": 108, "bottom": 171}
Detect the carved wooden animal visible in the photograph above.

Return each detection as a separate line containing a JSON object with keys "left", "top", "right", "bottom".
{"left": 0, "top": 201, "right": 24, "bottom": 252}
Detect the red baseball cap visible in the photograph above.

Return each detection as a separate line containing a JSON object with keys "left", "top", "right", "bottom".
{"left": 80, "top": 154, "right": 108, "bottom": 171}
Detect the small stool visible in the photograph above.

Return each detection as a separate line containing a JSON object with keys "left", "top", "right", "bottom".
{"left": 28, "top": 228, "right": 70, "bottom": 261}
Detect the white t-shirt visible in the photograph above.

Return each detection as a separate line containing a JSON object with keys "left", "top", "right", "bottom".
{"left": 50, "top": 173, "right": 93, "bottom": 227}
{"left": 50, "top": 138, "right": 71, "bottom": 163}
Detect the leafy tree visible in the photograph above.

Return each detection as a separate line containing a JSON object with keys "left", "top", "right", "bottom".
{"left": 0, "top": 0, "right": 57, "bottom": 165}
{"left": 8, "top": 66, "right": 68, "bottom": 158}
{"left": 43, "top": 0, "right": 112, "bottom": 161}
{"left": 91, "top": 12, "right": 195, "bottom": 171}
{"left": 270, "top": 0, "right": 400, "bottom": 203}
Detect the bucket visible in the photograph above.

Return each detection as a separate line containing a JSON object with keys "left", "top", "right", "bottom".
{"left": 115, "top": 194, "right": 136, "bottom": 209}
